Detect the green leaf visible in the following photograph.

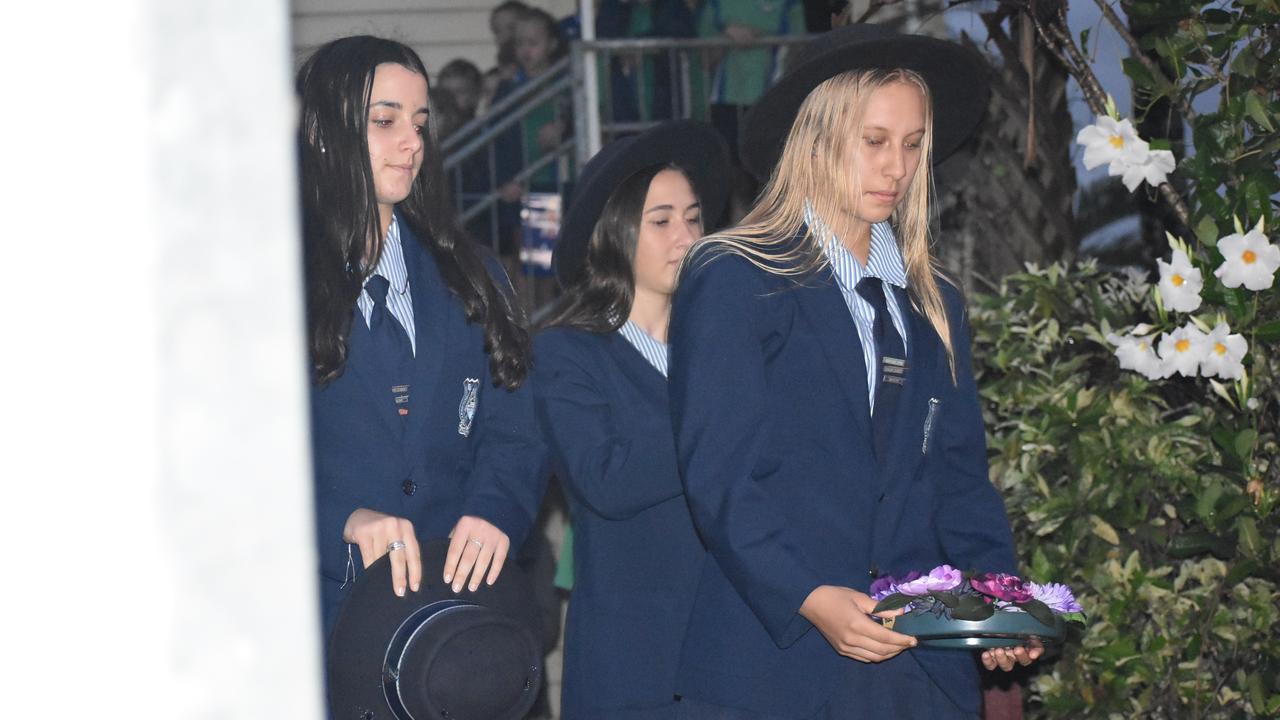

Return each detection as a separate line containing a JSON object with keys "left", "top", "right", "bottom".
{"left": 1122, "top": 57, "right": 1159, "bottom": 92}
{"left": 1020, "top": 598, "right": 1058, "bottom": 626}
{"left": 872, "top": 593, "right": 914, "bottom": 613}
{"left": 1245, "top": 91, "right": 1275, "bottom": 132}
{"left": 1238, "top": 516, "right": 1262, "bottom": 557}
{"left": 1231, "top": 43, "right": 1260, "bottom": 76}
{"left": 1195, "top": 216, "right": 1220, "bottom": 245}
{"left": 1255, "top": 319, "right": 1280, "bottom": 342}
{"left": 1234, "top": 429, "right": 1258, "bottom": 460}
{"left": 950, "top": 600, "right": 997, "bottom": 621}
{"left": 1090, "top": 515, "right": 1121, "bottom": 545}
{"left": 931, "top": 591, "right": 960, "bottom": 608}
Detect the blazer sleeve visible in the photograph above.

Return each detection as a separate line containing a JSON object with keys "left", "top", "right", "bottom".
{"left": 461, "top": 366, "right": 548, "bottom": 553}
{"left": 668, "top": 253, "right": 824, "bottom": 648}
{"left": 533, "top": 334, "right": 684, "bottom": 521}
{"left": 933, "top": 285, "right": 1018, "bottom": 575}
{"left": 460, "top": 256, "right": 549, "bottom": 552}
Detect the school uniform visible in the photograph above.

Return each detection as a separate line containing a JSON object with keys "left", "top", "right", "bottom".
{"left": 666, "top": 219, "right": 1017, "bottom": 719}
{"left": 533, "top": 324, "right": 705, "bottom": 719}
{"left": 310, "top": 214, "right": 545, "bottom": 639}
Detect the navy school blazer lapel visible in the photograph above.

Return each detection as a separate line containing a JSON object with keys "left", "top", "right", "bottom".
{"left": 400, "top": 221, "right": 450, "bottom": 444}
{"left": 607, "top": 332, "right": 669, "bottom": 392}
{"left": 790, "top": 263, "right": 875, "bottom": 456}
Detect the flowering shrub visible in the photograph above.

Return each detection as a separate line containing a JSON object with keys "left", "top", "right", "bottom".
{"left": 969, "top": 263, "right": 1278, "bottom": 718}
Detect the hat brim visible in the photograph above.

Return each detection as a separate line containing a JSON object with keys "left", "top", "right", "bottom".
{"left": 326, "top": 538, "right": 542, "bottom": 719}
{"left": 740, "top": 25, "right": 990, "bottom": 180}
{"left": 555, "top": 120, "right": 731, "bottom": 287}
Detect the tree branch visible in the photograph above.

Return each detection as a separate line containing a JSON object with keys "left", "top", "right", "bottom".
{"left": 1092, "top": 0, "right": 1199, "bottom": 124}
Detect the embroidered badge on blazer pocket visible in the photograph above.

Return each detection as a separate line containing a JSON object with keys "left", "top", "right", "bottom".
{"left": 458, "top": 377, "right": 480, "bottom": 436}
{"left": 921, "top": 397, "right": 941, "bottom": 454}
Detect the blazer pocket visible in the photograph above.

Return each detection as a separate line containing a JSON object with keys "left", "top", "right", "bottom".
{"left": 921, "top": 397, "right": 941, "bottom": 455}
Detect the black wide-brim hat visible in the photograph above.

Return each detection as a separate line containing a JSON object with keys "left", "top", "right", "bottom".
{"left": 554, "top": 120, "right": 731, "bottom": 287}
{"left": 327, "top": 538, "right": 543, "bottom": 720}
{"left": 740, "top": 22, "right": 991, "bottom": 180}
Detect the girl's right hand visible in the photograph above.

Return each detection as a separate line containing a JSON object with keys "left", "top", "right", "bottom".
{"left": 343, "top": 508, "right": 422, "bottom": 597}
{"left": 799, "top": 585, "right": 917, "bottom": 663}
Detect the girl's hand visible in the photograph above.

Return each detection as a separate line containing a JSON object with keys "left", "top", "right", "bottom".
{"left": 343, "top": 508, "right": 422, "bottom": 597}
{"left": 981, "top": 638, "right": 1044, "bottom": 671}
{"left": 443, "top": 516, "right": 511, "bottom": 593}
{"left": 799, "top": 585, "right": 917, "bottom": 663}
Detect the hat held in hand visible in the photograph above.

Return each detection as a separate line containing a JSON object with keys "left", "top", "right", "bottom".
{"left": 327, "top": 538, "right": 543, "bottom": 720}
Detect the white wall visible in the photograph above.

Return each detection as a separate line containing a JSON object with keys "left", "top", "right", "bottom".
{"left": 292, "top": 0, "right": 578, "bottom": 75}
{"left": 2, "top": 0, "right": 322, "bottom": 716}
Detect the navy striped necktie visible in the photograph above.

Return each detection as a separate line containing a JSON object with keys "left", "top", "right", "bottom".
{"left": 855, "top": 277, "right": 906, "bottom": 459}
{"left": 365, "top": 274, "right": 413, "bottom": 419}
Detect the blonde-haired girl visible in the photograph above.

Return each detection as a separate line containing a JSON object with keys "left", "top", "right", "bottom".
{"left": 667, "top": 24, "right": 1040, "bottom": 719}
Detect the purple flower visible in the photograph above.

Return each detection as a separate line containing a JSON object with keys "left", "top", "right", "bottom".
{"left": 896, "top": 565, "right": 964, "bottom": 596}
{"left": 1030, "top": 582, "right": 1083, "bottom": 614}
{"left": 970, "top": 573, "right": 1035, "bottom": 603}
{"left": 869, "top": 571, "right": 920, "bottom": 601}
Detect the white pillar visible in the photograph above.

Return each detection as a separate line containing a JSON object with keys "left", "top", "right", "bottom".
{"left": 579, "top": 0, "right": 603, "bottom": 157}
{"left": 1, "top": 1, "right": 322, "bottom": 716}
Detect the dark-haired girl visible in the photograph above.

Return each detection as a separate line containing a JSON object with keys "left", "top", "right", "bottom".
{"left": 297, "top": 35, "right": 545, "bottom": 639}
{"left": 532, "top": 121, "right": 729, "bottom": 719}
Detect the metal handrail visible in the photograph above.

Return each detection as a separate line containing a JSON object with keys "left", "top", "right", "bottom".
{"left": 457, "top": 139, "right": 575, "bottom": 225}
{"left": 440, "top": 56, "right": 571, "bottom": 156}
{"left": 443, "top": 73, "right": 573, "bottom": 172}
{"left": 574, "top": 34, "right": 813, "bottom": 51}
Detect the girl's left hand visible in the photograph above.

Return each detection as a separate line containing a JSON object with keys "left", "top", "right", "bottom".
{"left": 980, "top": 638, "right": 1044, "bottom": 671}
{"left": 443, "top": 515, "right": 511, "bottom": 593}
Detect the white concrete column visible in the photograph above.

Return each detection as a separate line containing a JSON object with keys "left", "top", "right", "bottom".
{"left": 1, "top": 1, "right": 322, "bottom": 716}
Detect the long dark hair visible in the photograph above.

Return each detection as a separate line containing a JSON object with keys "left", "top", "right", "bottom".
{"left": 297, "top": 35, "right": 529, "bottom": 388}
{"left": 539, "top": 164, "right": 681, "bottom": 333}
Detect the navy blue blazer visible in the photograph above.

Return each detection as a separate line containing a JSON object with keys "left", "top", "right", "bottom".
{"left": 533, "top": 327, "right": 704, "bottom": 719}
{"left": 667, "top": 238, "right": 1017, "bottom": 718}
{"left": 310, "top": 220, "right": 545, "bottom": 638}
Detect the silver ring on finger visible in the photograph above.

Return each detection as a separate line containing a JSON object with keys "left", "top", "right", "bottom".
{"left": 387, "top": 540, "right": 407, "bottom": 553}
{"left": 467, "top": 537, "right": 484, "bottom": 549}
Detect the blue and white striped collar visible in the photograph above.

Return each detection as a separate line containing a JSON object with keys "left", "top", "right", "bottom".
{"left": 368, "top": 214, "right": 410, "bottom": 295}
{"left": 617, "top": 320, "right": 669, "bottom": 378}
{"left": 803, "top": 200, "right": 908, "bottom": 290}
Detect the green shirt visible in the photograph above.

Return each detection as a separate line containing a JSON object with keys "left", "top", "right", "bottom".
{"left": 699, "top": 0, "right": 806, "bottom": 105}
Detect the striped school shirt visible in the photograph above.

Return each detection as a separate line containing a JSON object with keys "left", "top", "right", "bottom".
{"left": 803, "top": 201, "right": 909, "bottom": 415}
{"left": 618, "top": 320, "right": 669, "bottom": 378}
{"left": 356, "top": 214, "right": 417, "bottom": 356}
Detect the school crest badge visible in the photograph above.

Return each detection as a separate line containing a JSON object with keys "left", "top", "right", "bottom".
{"left": 457, "top": 377, "right": 480, "bottom": 436}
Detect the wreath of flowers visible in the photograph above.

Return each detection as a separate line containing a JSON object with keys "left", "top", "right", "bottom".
{"left": 870, "top": 565, "right": 1087, "bottom": 629}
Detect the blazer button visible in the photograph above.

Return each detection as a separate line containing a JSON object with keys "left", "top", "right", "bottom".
{"left": 401, "top": 479, "right": 417, "bottom": 496}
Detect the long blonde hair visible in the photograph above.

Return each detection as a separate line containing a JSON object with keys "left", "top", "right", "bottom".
{"left": 695, "top": 67, "right": 957, "bottom": 378}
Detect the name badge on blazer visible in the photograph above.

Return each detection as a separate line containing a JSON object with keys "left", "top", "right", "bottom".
{"left": 921, "top": 397, "right": 940, "bottom": 454}
{"left": 458, "top": 377, "right": 480, "bottom": 436}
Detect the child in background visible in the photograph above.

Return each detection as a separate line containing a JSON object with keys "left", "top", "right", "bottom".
{"left": 492, "top": 8, "right": 571, "bottom": 262}
{"left": 438, "top": 58, "right": 483, "bottom": 125}
{"left": 489, "top": 0, "right": 529, "bottom": 83}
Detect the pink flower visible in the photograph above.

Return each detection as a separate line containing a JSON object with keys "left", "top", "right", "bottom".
{"left": 970, "top": 573, "right": 1034, "bottom": 603}
{"left": 896, "top": 565, "right": 964, "bottom": 596}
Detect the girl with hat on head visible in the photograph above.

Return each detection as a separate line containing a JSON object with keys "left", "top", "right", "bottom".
{"left": 296, "top": 35, "right": 545, "bottom": 644}
{"left": 667, "top": 24, "right": 1040, "bottom": 719}
{"left": 531, "top": 120, "right": 730, "bottom": 719}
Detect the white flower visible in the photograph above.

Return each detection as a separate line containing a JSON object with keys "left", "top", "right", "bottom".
{"left": 1157, "top": 249, "right": 1203, "bottom": 312}
{"left": 1107, "top": 331, "right": 1169, "bottom": 380}
{"left": 1118, "top": 148, "right": 1176, "bottom": 191}
{"left": 1247, "top": 398, "right": 1260, "bottom": 410}
{"left": 1157, "top": 325, "right": 1208, "bottom": 377}
{"left": 1077, "top": 117, "right": 1142, "bottom": 171}
{"left": 1199, "top": 324, "right": 1247, "bottom": 380}
{"left": 1214, "top": 228, "right": 1280, "bottom": 291}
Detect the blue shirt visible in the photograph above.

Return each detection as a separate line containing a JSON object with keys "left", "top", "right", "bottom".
{"left": 617, "top": 320, "right": 669, "bottom": 377}
{"left": 803, "top": 202, "right": 909, "bottom": 415}
{"left": 355, "top": 214, "right": 416, "bottom": 356}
